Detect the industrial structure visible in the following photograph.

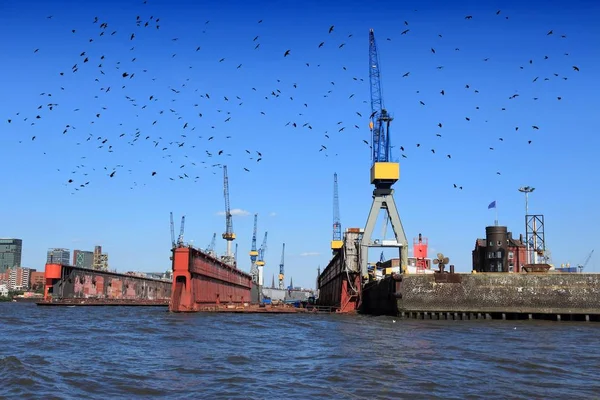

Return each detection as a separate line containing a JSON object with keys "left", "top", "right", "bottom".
{"left": 360, "top": 29, "right": 408, "bottom": 281}
{"left": 249, "top": 214, "right": 259, "bottom": 283}
{"left": 278, "top": 243, "right": 285, "bottom": 290}
{"left": 221, "top": 165, "right": 236, "bottom": 266}
{"left": 331, "top": 173, "right": 342, "bottom": 251}
{"left": 256, "top": 232, "right": 267, "bottom": 287}
{"left": 205, "top": 233, "right": 217, "bottom": 258}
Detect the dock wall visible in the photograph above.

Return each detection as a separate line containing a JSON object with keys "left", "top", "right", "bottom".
{"left": 361, "top": 273, "right": 600, "bottom": 320}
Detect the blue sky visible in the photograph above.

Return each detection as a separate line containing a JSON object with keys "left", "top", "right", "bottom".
{"left": 1, "top": 0, "right": 599, "bottom": 287}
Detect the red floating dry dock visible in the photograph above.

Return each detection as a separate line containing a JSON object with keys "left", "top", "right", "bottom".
{"left": 170, "top": 246, "right": 253, "bottom": 312}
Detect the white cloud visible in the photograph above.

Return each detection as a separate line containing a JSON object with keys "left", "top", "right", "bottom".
{"left": 216, "top": 208, "right": 250, "bottom": 217}
{"left": 269, "top": 212, "right": 277, "bottom": 217}
{"left": 299, "top": 252, "right": 320, "bottom": 257}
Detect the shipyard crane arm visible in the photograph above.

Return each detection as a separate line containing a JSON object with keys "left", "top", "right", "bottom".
{"left": 222, "top": 166, "right": 236, "bottom": 259}
{"left": 369, "top": 29, "right": 392, "bottom": 164}
{"left": 250, "top": 214, "right": 258, "bottom": 262}
{"left": 170, "top": 212, "right": 175, "bottom": 248}
{"left": 331, "top": 173, "right": 343, "bottom": 250}
{"left": 279, "top": 243, "right": 285, "bottom": 290}
{"left": 257, "top": 232, "right": 268, "bottom": 266}
{"left": 579, "top": 249, "right": 595, "bottom": 271}
{"left": 207, "top": 233, "right": 217, "bottom": 253}
{"left": 177, "top": 216, "right": 186, "bottom": 247}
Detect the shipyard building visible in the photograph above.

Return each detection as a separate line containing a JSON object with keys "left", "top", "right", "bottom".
{"left": 472, "top": 226, "right": 527, "bottom": 272}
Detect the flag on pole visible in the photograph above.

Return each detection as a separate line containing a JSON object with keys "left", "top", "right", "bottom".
{"left": 488, "top": 201, "right": 496, "bottom": 209}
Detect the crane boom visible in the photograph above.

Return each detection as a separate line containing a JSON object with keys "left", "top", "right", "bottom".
{"left": 170, "top": 212, "right": 175, "bottom": 249}
{"left": 177, "top": 216, "right": 185, "bottom": 247}
{"left": 207, "top": 233, "right": 216, "bottom": 253}
{"left": 250, "top": 214, "right": 258, "bottom": 262}
{"left": 249, "top": 214, "right": 259, "bottom": 282}
{"left": 579, "top": 249, "right": 595, "bottom": 272}
{"left": 257, "top": 232, "right": 268, "bottom": 267}
{"left": 222, "top": 165, "right": 235, "bottom": 259}
{"left": 278, "top": 243, "right": 285, "bottom": 290}
{"left": 369, "top": 29, "right": 393, "bottom": 164}
{"left": 331, "top": 173, "right": 343, "bottom": 250}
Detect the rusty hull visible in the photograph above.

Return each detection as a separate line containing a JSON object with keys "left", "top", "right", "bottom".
{"left": 43, "top": 263, "right": 171, "bottom": 304}
{"left": 170, "top": 246, "right": 253, "bottom": 312}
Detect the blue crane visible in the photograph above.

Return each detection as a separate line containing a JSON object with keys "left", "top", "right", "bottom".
{"left": 250, "top": 214, "right": 258, "bottom": 262}
{"left": 249, "top": 214, "right": 259, "bottom": 282}
{"left": 222, "top": 165, "right": 235, "bottom": 262}
{"left": 279, "top": 243, "right": 285, "bottom": 290}
{"left": 331, "top": 173, "right": 343, "bottom": 251}
{"left": 369, "top": 28, "right": 393, "bottom": 165}
{"left": 359, "top": 29, "right": 408, "bottom": 283}
{"left": 257, "top": 232, "right": 268, "bottom": 267}
{"left": 206, "top": 233, "right": 217, "bottom": 256}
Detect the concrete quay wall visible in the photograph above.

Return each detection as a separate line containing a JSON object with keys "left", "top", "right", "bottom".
{"left": 361, "top": 273, "right": 600, "bottom": 317}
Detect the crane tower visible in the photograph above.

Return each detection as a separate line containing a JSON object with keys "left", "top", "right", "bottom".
{"left": 222, "top": 165, "right": 236, "bottom": 266}
{"left": 360, "top": 29, "right": 408, "bottom": 281}
{"left": 331, "top": 173, "right": 343, "bottom": 251}
{"left": 249, "top": 213, "right": 259, "bottom": 283}
{"left": 278, "top": 243, "right": 285, "bottom": 290}
{"left": 257, "top": 232, "right": 267, "bottom": 287}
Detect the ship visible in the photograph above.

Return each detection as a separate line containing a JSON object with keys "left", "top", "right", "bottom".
{"left": 170, "top": 245, "right": 253, "bottom": 312}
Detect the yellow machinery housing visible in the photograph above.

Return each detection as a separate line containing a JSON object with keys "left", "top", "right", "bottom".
{"left": 370, "top": 162, "right": 399, "bottom": 185}
{"left": 331, "top": 240, "right": 343, "bottom": 250}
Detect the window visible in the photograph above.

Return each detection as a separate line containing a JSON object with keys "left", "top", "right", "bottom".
{"left": 497, "top": 240, "right": 502, "bottom": 246}
{"left": 509, "top": 264, "right": 514, "bottom": 272}
{"left": 497, "top": 251, "right": 502, "bottom": 258}
{"left": 489, "top": 241, "right": 493, "bottom": 246}
{"left": 508, "top": 251, "right": 514, "bottom": 260}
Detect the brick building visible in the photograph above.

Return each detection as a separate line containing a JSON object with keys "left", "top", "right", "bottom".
{"left": 472, "top": 226, "right": 527, "bottom": 273}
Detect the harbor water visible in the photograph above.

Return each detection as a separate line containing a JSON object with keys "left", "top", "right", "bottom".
{"left": 1, "top": 303, "right": 599, "bottom": 399}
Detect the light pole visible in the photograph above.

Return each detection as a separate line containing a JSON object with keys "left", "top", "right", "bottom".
{"left": 518, "top": 186, "right": 535, "bottom": 264}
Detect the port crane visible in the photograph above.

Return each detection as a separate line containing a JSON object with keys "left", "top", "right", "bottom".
{"left": 206, "top": 233, "right": 217, "bottom": 256}
{"left": 578, "top": 249, "right": 595, "bottom": 272}
{"left": 279, "top": 243, "right": 285, "bottom": 290}
{"left": 222, "top": 165, "right": 236, "bottom": 266}
{"left": 257, "top": 232, "right": 268, "bottom": 267}
{"left": 331, "top": 173, "right": 343, "bottom": 252}
{"left": 170, "top": 212, "right": 176, "bottom": 249}
{"left": 249, "top": 214, "right": 259, "bottom": 283}
{"left": 177, "top": 216, "right": 185, "bottom": 247}
{"left": 360, "top": 29, "right": 408, "bottom": 281}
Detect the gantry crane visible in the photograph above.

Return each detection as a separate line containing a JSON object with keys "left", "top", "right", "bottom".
{"left": 360, "top": 29, "right": 408, "bottom": 281}
{"left": 278, "top": 243, "right": 285, "bottom": 290}
{"left": 222, "top": 165, "right": 236, "bottom": 265}
{"left": 249, "top": 214, "right": 259, "bottom": 283}
{"left": 331, "top": 173, "right": 343, "bottom": 251}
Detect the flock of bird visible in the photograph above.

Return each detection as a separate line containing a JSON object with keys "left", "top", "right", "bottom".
{"left": 4, "top": 3, "right": 580, "bottom": 194}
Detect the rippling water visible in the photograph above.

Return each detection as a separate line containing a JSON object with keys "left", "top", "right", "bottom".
{"left": 1, "top": 303, "right": 599, "bottom": 399}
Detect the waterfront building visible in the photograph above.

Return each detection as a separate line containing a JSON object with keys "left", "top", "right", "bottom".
{"left": 0, "top": 238, "right": 23, "bottom": 272}
{"left": 47, "top": 248, "right": 71, "bottom": 265}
